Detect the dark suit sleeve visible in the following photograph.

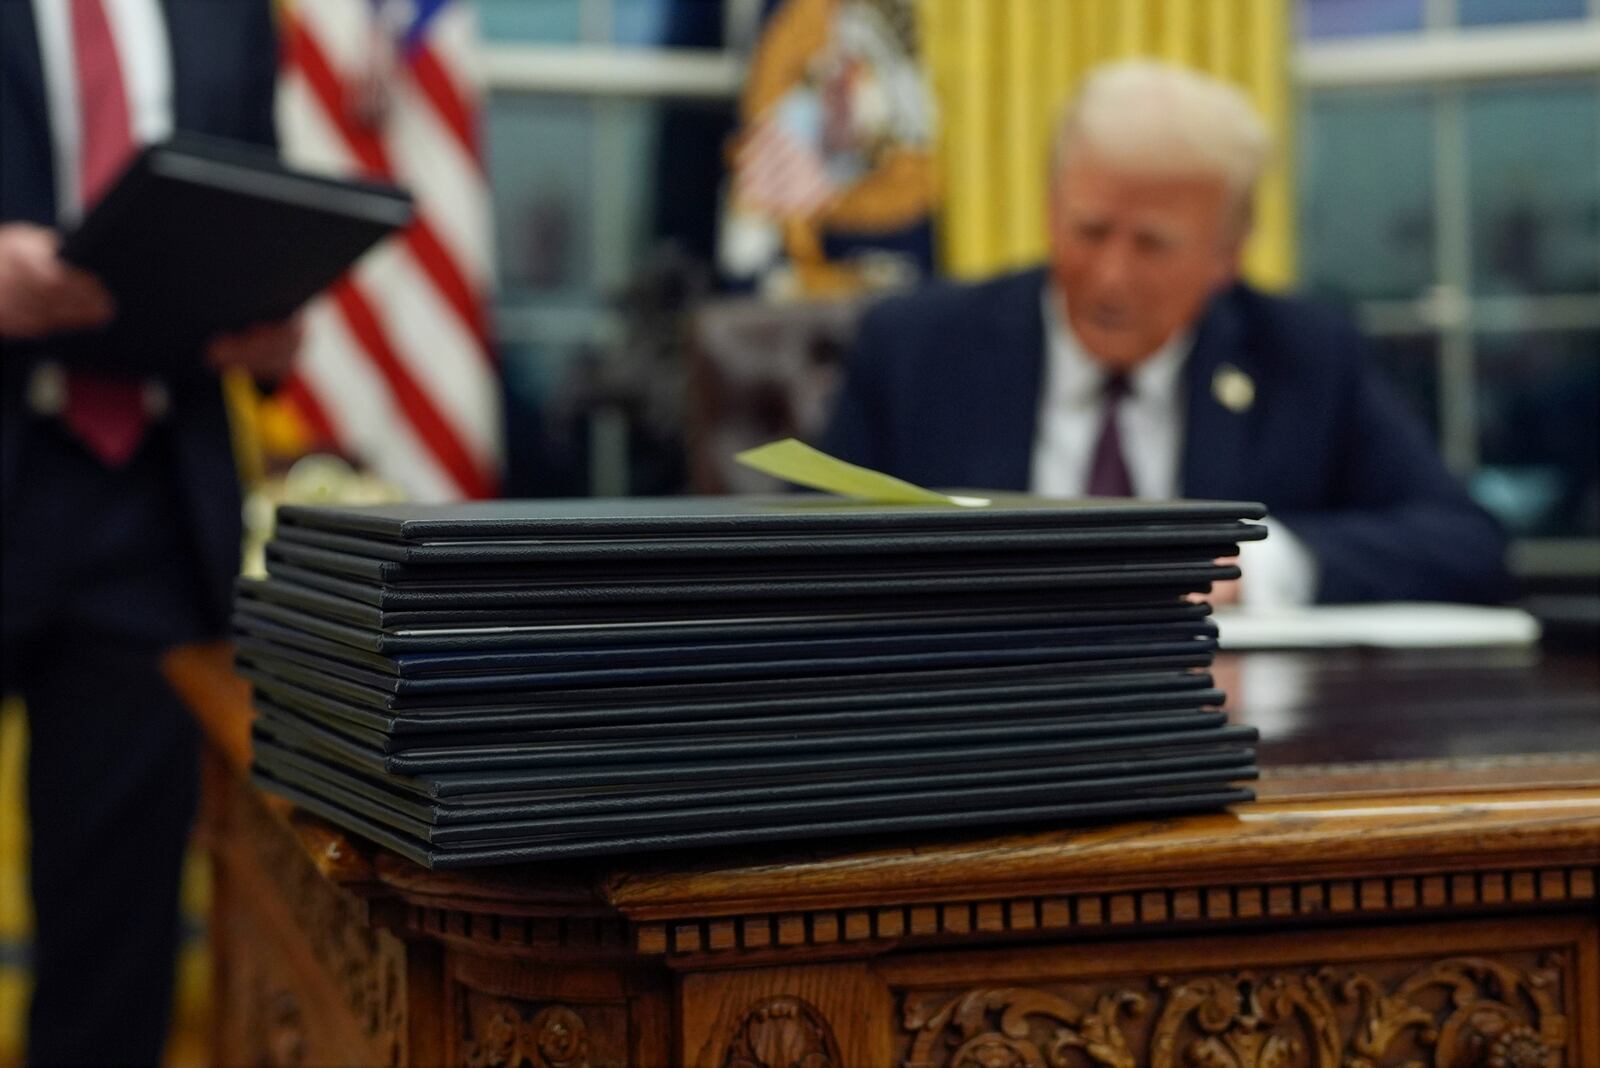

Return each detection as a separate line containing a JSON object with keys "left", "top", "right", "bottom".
{"left": 234, "top": 0, "right": 285, "bottom": 395}
{"left": 240, "top": 0, "right": 281, "bottom": 152}
{"left": 819, "top": 302, "right": 893, "bottom": 470}
{"left": 1274, "top": 349, "right": 1515, "bottom": 605}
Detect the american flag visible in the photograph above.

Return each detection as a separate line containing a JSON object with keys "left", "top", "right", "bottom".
{"left": 275, "top": 0, "right": 501, "bottom": 500}
{"left": 734, "top": 112, "right": 838, "bottom": 219}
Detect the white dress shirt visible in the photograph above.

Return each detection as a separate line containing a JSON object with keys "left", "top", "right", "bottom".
{"left": 1029, "top": 285, "right": 1188, "bottom": 501}
{"left": 1029, "top": 285, "right": 1319, "bottom": 607}
{"left": 33, "top": 0, "right": 173, "bottom": 225}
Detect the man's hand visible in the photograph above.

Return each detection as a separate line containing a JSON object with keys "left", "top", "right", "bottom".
{"left": 0, "top": 223, "right": 116, "bottom": 339}
{"left": 1190, "top": 555, "right": 1242, "bottom": 607}
{"left": 206, "top": 315, "right": 304, "bottom": 384}
{"left": 1209, "top": 578, "right": 1242, "bottom": 607}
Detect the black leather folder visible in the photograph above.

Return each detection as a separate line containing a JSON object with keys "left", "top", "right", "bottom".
{"left": 276, "top": 494, "right": 1267, "bottom": 539}
{"left": 238, "top": 574, "right": 1209, "bottom": 634}
{"left": 257, "top": 723, "right": 1258, "bottom": 801}
{"left": 258, "top": 746, "right": 1256, "bottom": 846}
{"left": 236, "top": 640, "right": 1217, "bottom": 705}
{"left": 251, "top": 770, "right": 1255, "bottom": 867}
{"left": 232, "top": 622, "right": 1218, "bottom": 690}
{"left": 58, "top": 133, "right": 411, "bottom": 371}
{"left": 258, "top": 699, "right": 1225, "bottom": 768}
{"left": 268, "top": 534, "right": 1246, "bottom": 584}
{"left": 259, "top": 561, "right": 1210, "bottom": 617}
{"left": 271, "top": 519, "right": 1265, "bottom": 565}
{"left": 252, "top": 702, "right": 1230, "bottom": 775}
{"left": 243, "top": 669, "right": 1219, "bottom": 739}
{"left": 233, "top": 614, "right": 1216, "bottom": 679}
{"left": 232, "top": 593, "right": 1214, "bottom": 658}
{"left": 237, "top": 654, "right": 1216, "bottom": 717}
{"left": 254, "top": 737, "right": 1255, "bottom": 823}
{"left": 264, "top": 538, "right": 1241, "bottom": 588}
{"left": 255, "top": 679, "right": 1223, "bottom": 751}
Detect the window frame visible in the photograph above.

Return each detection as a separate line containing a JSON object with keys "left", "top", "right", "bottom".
{"left": 1297, "top": 6, "right": 1600, "bottom": 574}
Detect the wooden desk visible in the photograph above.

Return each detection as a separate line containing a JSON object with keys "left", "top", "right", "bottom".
{"left": 166, "top": 644, "right": 1600, "bottom": 1068}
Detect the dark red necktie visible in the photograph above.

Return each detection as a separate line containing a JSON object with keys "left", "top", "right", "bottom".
{"left": 63, "top": 0, "right": 147, "bottom": 467}
{"left": 1085, "top": 373, "right": 1135, "bottom": 497}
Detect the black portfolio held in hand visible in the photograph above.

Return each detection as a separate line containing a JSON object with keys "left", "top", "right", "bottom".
{"left": 59, "top": 132, "right": 413, "bottom": 371}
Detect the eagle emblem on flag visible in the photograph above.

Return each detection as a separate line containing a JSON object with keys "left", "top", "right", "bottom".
{"left": 721, "top": 0, "right": 938, "bottom": 297}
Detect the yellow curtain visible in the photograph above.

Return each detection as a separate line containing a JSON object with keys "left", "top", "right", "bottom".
{"left": 919, "top": 0, "right": 1295, "bottom": 289}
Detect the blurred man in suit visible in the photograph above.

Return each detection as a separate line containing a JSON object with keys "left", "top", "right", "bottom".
{"left": 824, "top": 60, "right": 1512, "bottom": 605}
{"left": 0, "top": 1, "right": 298, "bottom": 1062}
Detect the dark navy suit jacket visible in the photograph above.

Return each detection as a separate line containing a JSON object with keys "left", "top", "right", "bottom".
{"left": 1, "top": 0, "right": 280, "bottom": 631}
{"left": 822, "top": 267, "right": 1514, "bottom": 604}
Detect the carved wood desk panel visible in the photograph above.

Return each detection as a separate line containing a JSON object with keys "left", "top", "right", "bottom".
{"left": 164, "top": 644, "right": 1600, "bottom": 1068}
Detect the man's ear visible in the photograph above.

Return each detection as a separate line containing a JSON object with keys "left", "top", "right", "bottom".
{"left": 1212, "top": 195, "right": 1254, "bottom": 286}
{"left": 1213, "top": 225, "right": 1249, "bottom": 289}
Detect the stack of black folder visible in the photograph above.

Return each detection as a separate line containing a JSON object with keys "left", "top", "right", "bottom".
{"left": 236, "top": 495, "right": 1267, "bottom": 868}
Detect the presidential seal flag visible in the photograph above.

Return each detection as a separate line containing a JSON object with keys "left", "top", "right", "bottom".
{"left": 273, "top": 0, "right": 501, "bottom": 500}
{"left": 720, "top": 0, "right": 938, "bottom": 297}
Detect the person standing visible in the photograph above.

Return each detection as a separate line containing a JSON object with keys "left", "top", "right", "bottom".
{"left": 1, "top": 1, "right": 300, "bottom": 1062}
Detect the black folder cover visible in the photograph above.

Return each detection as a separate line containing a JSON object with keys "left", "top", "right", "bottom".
{"left": 58, "top": 133, "right": 412, "bottom": 370}
{"left": 258, "top": 748, "right": 1256, "bottom": 846}
{"left": 276, "top": 494, "right": 1268, "bottom": 539}
{"left": 257, "top": 720, "right": 1258, "bottom": 799}
{"left": 259, "top": 561, "right": 1211, "bottom": 616}
{"left": 238, "top": 574, "right": 1209, "bottom": 634}
{"left": 263, "top": 541, "right": 1241, "bottom": 598}
{"left": 253, "top": 704, "right": 1232, "bottom": 775}
{"left": 266, "top": 537, "right": 1244, "bottom": 583}
{"left": 271, "top": 519, "right": 1265, "bottom": 565}
{"left": 232, "top": 592, "right": 1214, "bottom": 657}
{"left": 253, "top": 771, "right": 1255, "bottom": 867}
{"left": 256, "top": 679, "right": 1223, "bottom": 751}
{"left": 255, "top": 738, "right": 1255, "bottom": 823}
{"left": 255, "top": 703, "right": 1228, "bottom": 774}
{"left": 242, "top": 667, "right": 1216, "bottom": 736}
{"left": 233, "top": 624, "right": 1218, "bottom": 690}
{"left": 236, "top": 640, "right": 1216, "bottom": 704}
{"left": 235, "top": 620, "right": 1215, "bottom": 680}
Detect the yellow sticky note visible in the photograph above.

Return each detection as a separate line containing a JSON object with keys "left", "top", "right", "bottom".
{"left": 734, "top": 439, "right": 989, "bottom": 507}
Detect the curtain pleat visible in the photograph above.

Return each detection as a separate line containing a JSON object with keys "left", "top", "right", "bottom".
{"left": 921, "top": 0, "right": 1295, "bottom": 288}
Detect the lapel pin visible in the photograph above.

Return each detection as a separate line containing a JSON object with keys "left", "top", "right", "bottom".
{"left": 1212, "top": 364, "right": 1255, "bottom": 413}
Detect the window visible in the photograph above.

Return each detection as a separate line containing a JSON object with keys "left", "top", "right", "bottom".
{"left": 478, "top": 0, "right": 751, "bottom": 495}
{"left": 1297, "top": 0, "right": 1600, "bottom": 572}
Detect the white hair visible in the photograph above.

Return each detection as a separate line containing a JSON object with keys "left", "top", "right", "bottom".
{"left": 1053, "top": 60, "right": 1271, "bottom": 228}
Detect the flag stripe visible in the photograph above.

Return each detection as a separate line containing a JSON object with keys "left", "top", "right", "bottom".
{"left": 279, "top": 89, "right": 498, "bottom": 463}
{"left": 388, "top": 76, "right": 492, "bottom": 284}
{"left": 403, "top": 213, "right": 493, "bottom": 354}
{"left": 284, "top": 12, "right": 390, "bottom": 176}
{"left": 407, "top": 43, "right": 480, "bottom": 167}
{"left": 287, "top": 12, "right": 491, "bottom": 357}
{"left": 279, "top": 0, "right": 499, "bottom": 500}
{"left": 329, "top": 280, "right": 494, "bottom": 498}
{"left": 735, "top": 118, "right": 835, "bottom": 215}
{"left": 284, "top": 374, "right": 339, "bottom": 445}
{"left": 349, "top": 243, "right": 501, "bottom": 464}
{"left": 296, "top": 304, "right": 463, "bottom": 501}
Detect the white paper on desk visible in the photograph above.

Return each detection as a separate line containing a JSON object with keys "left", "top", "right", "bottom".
{"left": 1213, "top": 603, "right": 1542, "bottom": 650}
